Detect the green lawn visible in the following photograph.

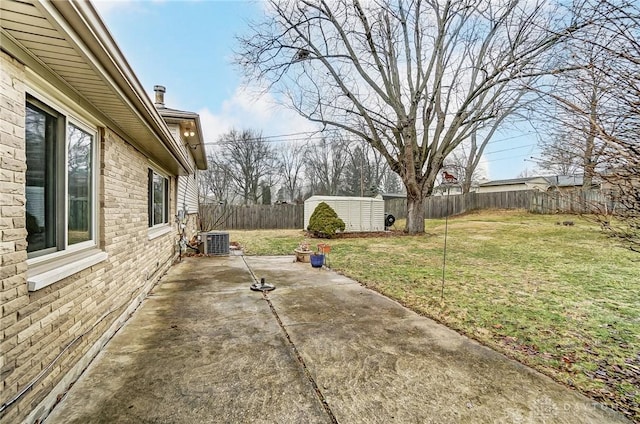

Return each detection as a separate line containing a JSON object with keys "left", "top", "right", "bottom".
{"left": 228, "top": 210, "right": 639, "bottom": 421}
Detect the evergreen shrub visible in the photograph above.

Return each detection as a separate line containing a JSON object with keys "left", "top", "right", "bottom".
{"left": 307, "top": 202, "right": 345, "bottom": 238}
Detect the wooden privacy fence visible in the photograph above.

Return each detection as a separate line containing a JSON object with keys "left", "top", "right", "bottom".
{"left": 200, "top": 203, "right": 304, "bottom": 230}
{"left": 530, "top": 189, "right": 617, "bottom": 215}
{"left": 385, "top": 189, "right": 616, "bottom": 220}
{"left": 200, "top": 189, "right": 616, "bottom": 230}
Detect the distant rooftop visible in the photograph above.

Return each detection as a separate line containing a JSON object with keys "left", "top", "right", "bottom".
{"left": 480, "top": 175, "right": 588, "bottom": 187}
{"left": 479, "top": 177, "right": 542, "bottom": 186}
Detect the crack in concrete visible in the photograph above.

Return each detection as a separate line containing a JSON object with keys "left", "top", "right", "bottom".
{"left": 241, "top": 256, "right": 338, "bottom": 424}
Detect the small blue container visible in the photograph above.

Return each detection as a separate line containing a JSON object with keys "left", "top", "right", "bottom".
{"left": 310, "top": 254, "right": 324, "bottom": 268}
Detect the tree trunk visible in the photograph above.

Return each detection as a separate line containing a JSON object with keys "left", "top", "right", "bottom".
{"left": 462, "top": 167, "right": 474, "bottom": 194}
{"left": 406, "top": 193, "right": 425, "bottom": 234}
{"left": 583, "top": 160, "right": 595, "bottom": 188}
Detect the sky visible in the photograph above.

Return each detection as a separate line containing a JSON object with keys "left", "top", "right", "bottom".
{"left": 92, "top": 0, "right": 539, "bottom": 181}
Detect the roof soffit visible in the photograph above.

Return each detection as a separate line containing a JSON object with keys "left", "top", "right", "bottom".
{"left": 159, "top": 111, "right": 207, "bottom": 170}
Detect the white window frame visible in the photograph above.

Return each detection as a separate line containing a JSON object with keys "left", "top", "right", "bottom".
{"left": 25, "top": 87, "right": 106, "bottom": 291}
{"left": 147, "top": 166, "right": 172, "bottom": 240}
{"left": 65, "top": 117, "right": 98, "bottom": 251}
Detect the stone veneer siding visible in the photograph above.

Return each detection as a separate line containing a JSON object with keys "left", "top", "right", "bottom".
{"left": 0, "top": 50, "right": 179, "bottom": 423}
{"left": 184, "top": 213, "right": 200, "bottom": 241}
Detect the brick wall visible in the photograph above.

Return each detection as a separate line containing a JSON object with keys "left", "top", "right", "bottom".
{"left": 1, "top": 51, "right": 30, "bottom": 420}
{"left": 0, "top": 51, "right": 180, "bottom": 423}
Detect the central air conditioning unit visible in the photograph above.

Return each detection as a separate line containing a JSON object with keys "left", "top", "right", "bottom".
{"left": 199, "top": 231, "right": 230, "bottom": 256}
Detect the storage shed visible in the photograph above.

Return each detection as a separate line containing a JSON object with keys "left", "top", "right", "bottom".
{"left": 304, "top": 196, "right": 385, "bottom": 232}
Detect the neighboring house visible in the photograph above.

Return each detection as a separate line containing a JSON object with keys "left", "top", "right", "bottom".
{"left": 0, "top": 1, "right": 206, "bottom": 423}
{"left": 431, "top": 184, "right": 464, "bottom": 196}
{"left": 477, "top": 175, "right": 593, "bottom": 193}
{"left": 477, "top": 176, "right": 551, "bottom": 193}
{"left": 543, "top": 175, "right": 599, "bottom": 191}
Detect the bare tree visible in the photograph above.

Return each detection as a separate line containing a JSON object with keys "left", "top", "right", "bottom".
{"left": 219, "top": 129, "right": 277, "bottom": 205}
{"left": 198, "top": 152, "right": 237, "bottom": 231}
{"left": 537, "top": 0, "right": 639, "bottom": 252}
{"left": 517, "top": 167, "right": 536, "bottom": 178}
{"left": 237, "top": 0, "right": 592, "bottom": 233}
{"left": 278, "top": 141, "right": 306, "bottom": 202}
{"left": 303, "top": 136, "right": 349, "bottom": 196}
{"left": 442, "top": 133, "right": 491, "bottom": 193}
{"left": 198, "top": 152, "right": 237, "bottom": 205}
{"left": 536, "top": 130, "right": 590, "bottom": 177}
{"left": 535, "top": 34, "right": 615, "bottom": 186}
{"left": 589, "top": 2, "right": 639, "bottom": 252}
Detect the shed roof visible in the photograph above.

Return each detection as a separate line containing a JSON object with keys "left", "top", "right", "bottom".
{"left": 305, "top": 195, "right": 383, "bottom": 202}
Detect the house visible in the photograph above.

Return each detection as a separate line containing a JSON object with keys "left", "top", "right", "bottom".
{"left": 476, "top": 176, "right": 551, "bottom": 193}
{"left": 0, "top": 1, "right": 207, "bottom": 423}
{"left": 477, "top": 175, "right": 593, "bottom": 193}
{"left": 543, "top": 175, "right": 599, "bottom": 191}
{"left": 431, "top": 184, "right": 464, "bottom": 196}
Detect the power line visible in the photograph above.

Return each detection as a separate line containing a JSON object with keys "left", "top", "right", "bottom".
{"left": 200, "top": 133, "right": 333, "bottom": 146}
{"left": 485, "top": 132, "right": 537, "bottom": 145}
{"left": 484, "top": 143, "right": 537, "bottom": 155}
{"left": 484, "top": 153, "right": 535, "bottom": 163}
{"left": 259, "top": 130, "right": 321, "bottom": 140}
{"left": 201, "top": 130, "right": 539, "bottom": 147}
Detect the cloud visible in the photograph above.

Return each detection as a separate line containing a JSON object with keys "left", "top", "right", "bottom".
{"left": 198, "top": 86, "right": 320, "bottom": 150}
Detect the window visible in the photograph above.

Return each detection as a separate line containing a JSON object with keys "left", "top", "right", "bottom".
{"left": 25, "top": 102, "right": 58, "bottom": 254}
{"left": 25, "top": 98, "right": 96, "bottom": 258}
{"left": 67, "top": 124, "right": 93, "bottom": 244}
{"left": 148, "top": 169, "right": 169, "bottom": 227}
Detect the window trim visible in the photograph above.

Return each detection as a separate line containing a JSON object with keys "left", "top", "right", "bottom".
{"left": 147, "top": 225, "right": 172, "bottom": 241}
{"left": 66, "top": 117, "right": 98, "bottom": 250}
{"left": 25, "top": 95, "right": 99, "bottom": 257}
{"left": 27, "top": 249, "right": 108, "bottom": 292}
{"left": 24, "top": 99, "right": 64, "bottom": 258}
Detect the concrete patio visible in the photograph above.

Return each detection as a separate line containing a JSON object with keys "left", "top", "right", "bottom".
{"left": 45, "top": 256, "right": 629, "bottom": 423}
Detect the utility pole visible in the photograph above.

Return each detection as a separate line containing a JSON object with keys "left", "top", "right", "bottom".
{"left": 360, "top": 140, "right": 364, "bottom": 197}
